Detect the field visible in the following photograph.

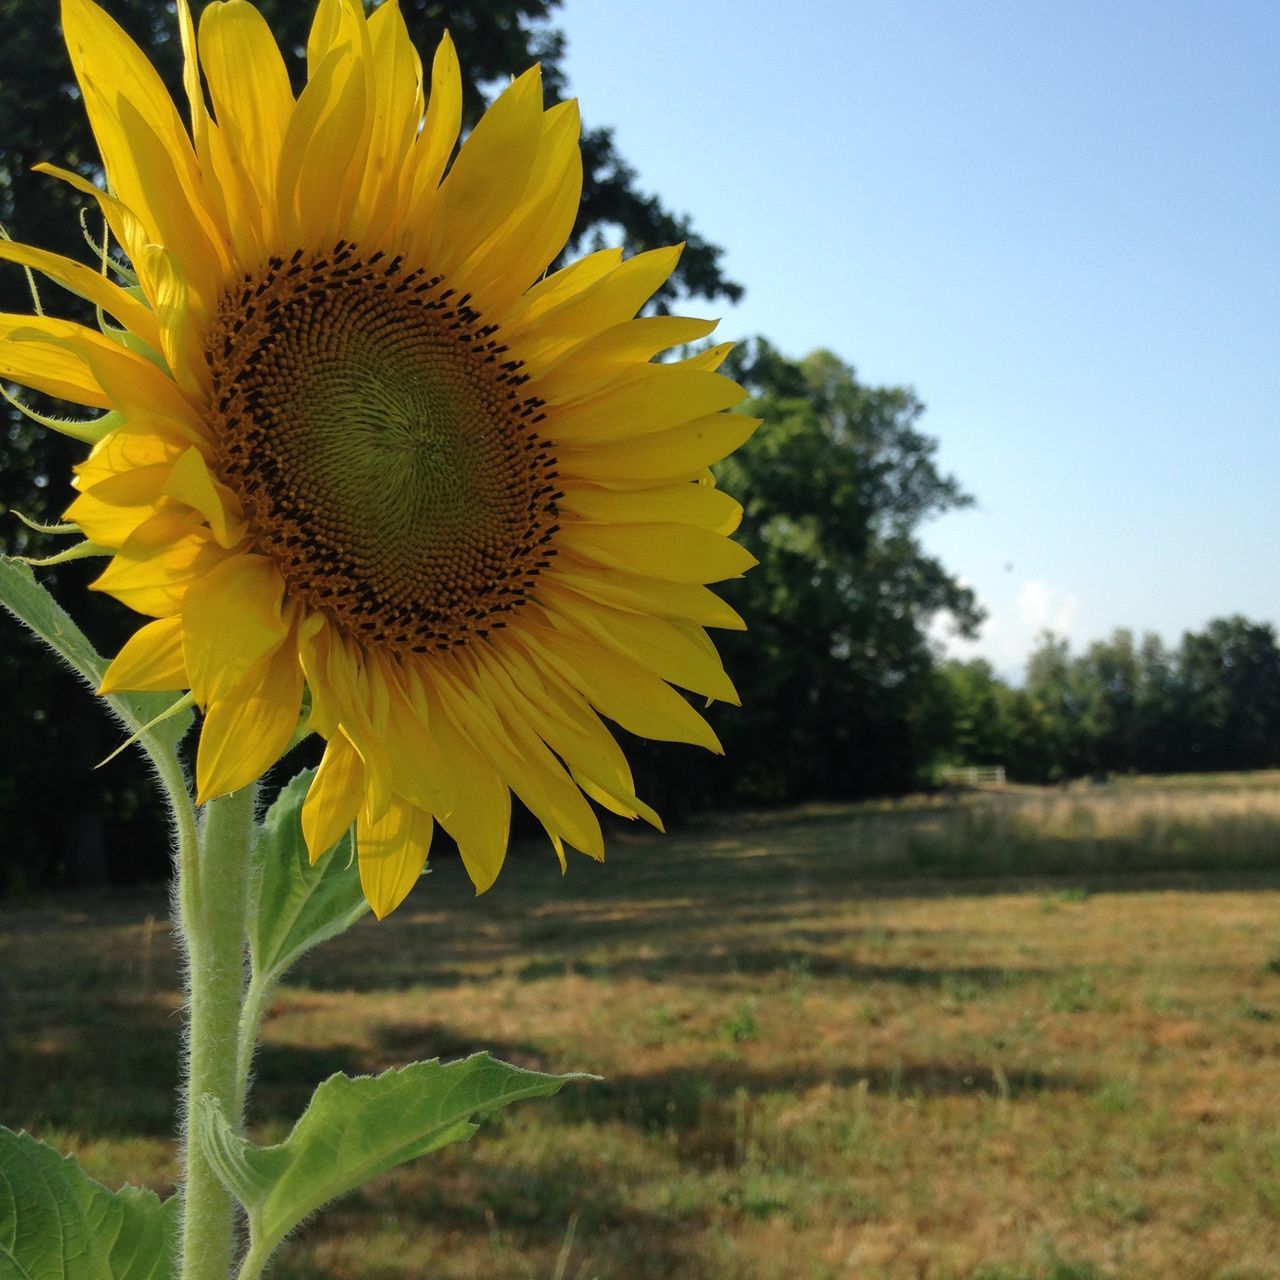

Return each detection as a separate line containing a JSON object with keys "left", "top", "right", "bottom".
{"left": 4, "top": 774, "right": 1280, "bottom": 1279}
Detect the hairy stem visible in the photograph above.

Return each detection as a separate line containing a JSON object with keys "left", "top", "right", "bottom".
{"left": 233, "top": 973, "right": 272, "bottom": 1124}
{"left": 178, "top": 785, "right": 257, "bottom": 1280}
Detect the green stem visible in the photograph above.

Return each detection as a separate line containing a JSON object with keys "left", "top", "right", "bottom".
{"left": 234, "top": 1241, "right": 274, "bottom": 1280}
{"left": 233, "top": 973, "right": 272, "bottom": 1124}
{"left": 179, "top": 785, "right": 257, "bottom": 1280}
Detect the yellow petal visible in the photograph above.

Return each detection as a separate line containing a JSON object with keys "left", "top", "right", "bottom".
{"left": 377, "top": 658, "right": 455, "bottom": 814}
{"left": 31, "top": 163, "right": 150, "bottom": 280}
{"left": 560, "top": 523, "right": 757, "bottom": 584}
{"left": 558, "top": 413, "right": 760, "bottom": 484}
{"left": 277, "top": 43, "right": 372, "bottom": 249}
{"left": 485, "top": 642, "right": 661, "bottom": 829}
{"left": 175, "top": 0, "right": 208, "bottom": 146}
{"left": 92, "top": 512, "right": 227, "bottom": 616}
{"left": 297, "top": 614, "right": 341, "bottom": 739}
{"left": 574, "top": 773, "right": 663, "bottom": 830}
{"left": 433, "top": 658, "right": 603, "bottom": 860}
{"left": 196, "top": 117, "right": 266, "bottom": 265}
{"left": 539, "top": 582, "right": 739, "bottom": 705}
{"left": 163, "top": 446, "right": 246, "bottom": 549}
{"left": 198, "top": 0, "right": 293, "bottom": 225}
{"left": 301, "top": 731, "right": 365, "bottom": 863}
{"left": 357, "top": 795, "right": 433, "bottom": 919}
{"left": 558, "top": 482, "right": 742, "bottom": 535}
{"left": 65, "top": 470, "right": 168, "bottom": 547}
{"left": 537, "top": 315, "right": 719, "bottom": 402}
{"left": 0, "top": 240, "right": 161, "bottom": 354}
{"left": 459, "top": 99, "right": 582, "bottom": 310}
{"left": 520, "top": 623, "right": 722, "bottom": 753}
{"left": 306, "top": 0, "right": 368, "bottom": 76}
{"left": 401, "top": 32, "right": 461, "bottom": 230}
{"left": 511, "top": 246, "right": 622, "bottom": 330}
{"left": 551, "top": 367, "right": 747, "bottom": 442}
{"left": 510, "top": 245, "right": 683, "bottom": 365}
{"left": 85, "top": 105, "right": 225, "bottom": 313}
{"left": 316, "top": 635, "right": 393, "bottom": 812}
{"left": 411, "top": 667, "right": 512, "bottom": 892}
{"left": 182, "top": 554, "right": 288, "bottom": 705}
{"left": 62, "top": 0, "right": 230, "bottom": 298}
{"left": 196, "top": 638, "right": 304, "bottom": 803}
{"left": 0, "top": 315, "right": 117, "bottom": 411}
{"left": 99, "top": 616, "right": 188, "bottom": 694}
{"left": 136, "top": 244, "right": 211, "bottom": 402}
{"left": 0, "top": 311, "right": 208, "bottom": 443}
{"left": 426, "top": 66, "right": 544, "bottom": 272}
{"left": 352, "top": 0, "right": 423, "bottom": 243}
{"left": 682, "top": 341, "right": 735, "bottom": 373}
{"left": 550, "top": 561, "right": 746, "bottom": 632}
{"left": 74, "top": 422, "right": 185, "bottom": 492}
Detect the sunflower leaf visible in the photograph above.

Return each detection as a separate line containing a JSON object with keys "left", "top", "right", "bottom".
{"left": 0, "top": 1126, "right": 177, "bottom": 1280}
{"left": 0, "top": 556, "right": 193, "bottom": 755}
{"left": 248, "top": 767, "right": 368, "bottom": 985}
{"left": 195, "top": 1055, "right": 588, "bottom": 1258}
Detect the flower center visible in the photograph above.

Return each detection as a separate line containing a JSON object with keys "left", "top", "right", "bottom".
{"left": 206, "top": 245, "right": 560, "bottom": 653}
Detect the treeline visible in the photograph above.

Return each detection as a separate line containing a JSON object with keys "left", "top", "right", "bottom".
{"left": 938, "top": 619, "right": 1280, "bottom": 783}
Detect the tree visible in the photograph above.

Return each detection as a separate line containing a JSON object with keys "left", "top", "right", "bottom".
{"left": 936, "top": 658, "right": 1017, "bottom": 767}
{"left": 1177, "top": 616, "right": 1280, "bottom": 771}
{"left": 690, "top": 341, "right": 981, "bottom": 804}
{"left": 1021, "top": 620, "right": 1280, "bottom": 780}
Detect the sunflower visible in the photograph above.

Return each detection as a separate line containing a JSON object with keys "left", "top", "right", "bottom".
{"left": 0, "top": 0, "right": 756, "bottom": 916}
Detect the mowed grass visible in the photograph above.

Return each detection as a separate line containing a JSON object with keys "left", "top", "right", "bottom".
{"left": 4, "top": 775, "right": 1280, "bottom": 1279}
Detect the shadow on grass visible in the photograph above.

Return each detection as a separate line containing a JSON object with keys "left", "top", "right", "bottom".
{"left": 512, "top": 950, "right": 1049, "bottom": 991}
{"left": 273, "top": 1144, "right": 700, "bottom": 1280}
{"left": 368, "top": 1021, "right": 553, "bottom": 1077}
{"left": 552, "top": 1058, "right": 1091, "bottom": 1168}
{"left": 1, "top": 995, "right": 182, "bottom": 1137}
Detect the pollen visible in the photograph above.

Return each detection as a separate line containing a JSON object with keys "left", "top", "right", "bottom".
{"left": 205, "top": 244, "right": 562, "bottom": 653}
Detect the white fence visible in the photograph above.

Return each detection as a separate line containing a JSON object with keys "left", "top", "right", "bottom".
{"left": 939, "top": 765, "right": 1006, "bottom": 787}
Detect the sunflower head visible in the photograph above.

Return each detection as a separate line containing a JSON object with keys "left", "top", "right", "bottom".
{"left": 1, "top": 0, "right": 758, "bottom": 916}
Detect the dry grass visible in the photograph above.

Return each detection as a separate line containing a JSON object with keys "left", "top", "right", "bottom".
{"left": 4, "top": 775, "right": 1280, "bottom": 1279}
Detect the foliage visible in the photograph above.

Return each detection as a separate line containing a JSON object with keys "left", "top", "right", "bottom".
{"left": 0, "top": 1126, "right": 177, "bottom": 1280}
{"left": 197, "top": 1056, "right": 582, "bottom": 1271}
{"left": 691, "top": 340, "right": 981, "bottom": 804}
{"left": 936, "top": 616, "right": 1280, "bottom": 783}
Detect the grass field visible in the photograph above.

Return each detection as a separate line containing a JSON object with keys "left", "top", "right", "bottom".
{"left": 4, "top": 774, "right": 1280, "bottom": 1279}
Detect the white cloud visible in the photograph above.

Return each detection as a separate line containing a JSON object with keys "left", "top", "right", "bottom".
{"left": 934, "top": 579, "right": 1082, "bottom": 682}
{"left": 1017, "top": 579, "right": 1080, "bottom": 639}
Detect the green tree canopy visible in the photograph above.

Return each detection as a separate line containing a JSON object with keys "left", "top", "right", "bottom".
{"left": 971, "top": 619, "right": 1280, "bottom": 784}
{"left": 690, "top": 341, "right": 981, "bottom": 803}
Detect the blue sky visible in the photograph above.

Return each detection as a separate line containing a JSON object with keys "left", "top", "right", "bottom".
{"left": 560, "top": 0, "right": 1280, "bottom": 680}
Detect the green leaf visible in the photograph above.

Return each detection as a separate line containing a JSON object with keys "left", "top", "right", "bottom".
{"left": 248, "top": 768, "right": 369, "bottom": 985}
{"left": 0, "top": 1127, "right": 176, "bottom": 1280}
{"left": 0, "top": 557, "right": 192, "bottom": 755}
{"left": 197, "top": 1054, "right": 587, "bottom": 1257}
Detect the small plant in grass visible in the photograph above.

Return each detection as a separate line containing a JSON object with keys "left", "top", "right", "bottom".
{"left": 1092, "top": 1079, "right": 1139, "bottom": 1115}
{"left": 1049, "top": 972, "right": 1102, "bottom": 1014}
{"left": 1235, "top": 997, "right": 1276, "bottom": 1022}
{"left": 723, "top": 1000, "right": 761, "bottom": 1044}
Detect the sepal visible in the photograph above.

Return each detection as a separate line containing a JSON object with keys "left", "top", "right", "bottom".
{"left": 248, "top": 766, "right": 369, "bottom": 987}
